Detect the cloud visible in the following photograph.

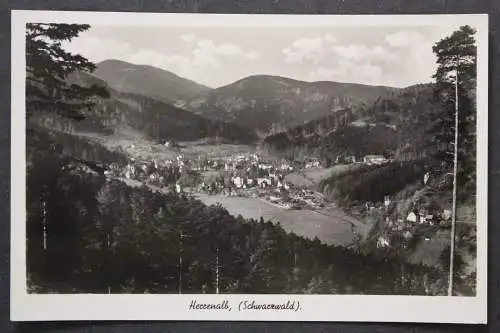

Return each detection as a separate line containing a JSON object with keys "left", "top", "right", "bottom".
{"left": 385, "top": 30, "right": 425, "bottom": 48}
{"left": 124, "top": 38, "right": 260, "bottom": 86}
{"left": 62, "top": 36, "right": 133, "bottom": 63}
{"left": 245, "top": 51, "right": 261, "bottom": 60}
{"left": 282, "top": 34, "right": 337, "bottom": 63}
{"left": 331, "top": 44, "right": 396, "bottom": 63}
{"left": 310, "top": 61, "right": 383, "bottom": 85}
{"left": 181, "top": 33, "right": 196, "bottom": 43}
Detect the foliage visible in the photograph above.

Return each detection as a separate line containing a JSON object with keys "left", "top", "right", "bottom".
{"left": 428, "top": 25, "right": 477, "bottom": 199}
{"left": 263, "top": 84, "right": 440, "bottom": 165}
{"left": 27, "top": 150, "right": 447, "bottom": 295}
{"left": 319, "top": 161, "right": 427, "bottom": 204}
{"left": 26, "top": 23, "right": 109, "bottom": 120}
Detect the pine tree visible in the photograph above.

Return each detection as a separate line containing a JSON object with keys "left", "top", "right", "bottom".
{"left": 26, "top": 23, "right": 109, "bottom": 120}
{"left": 430, "top": 25, "right": 477, "bottom": 296}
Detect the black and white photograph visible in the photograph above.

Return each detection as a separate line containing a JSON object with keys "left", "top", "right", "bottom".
{"left": 11, "top": 11, "right": 488, "bottom": 323}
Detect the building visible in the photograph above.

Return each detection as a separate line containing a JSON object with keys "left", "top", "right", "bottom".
{"left": 377, "top": 236, "right": 390, "bottom": 248}
{"left": 443, "top": 209, "right": 452, "bottom": 221}
{"left": 257, "top": 178, "right": 271, "bottom": 188}
{"left": 232, "top": 176, "right": 244, "bottom": 189}
{"left": 305, "top": 160, "right": 320, "bottom": 168}
{"left": 407, "top": 212, "right": 418, "bottom": 223}
{"left": 424, "top": 172, "right": 430, "bottom": 185}
{"left": 384, "top": 196, "right": 391, "bottom": 208}
{"left": 363, "top": 155, "right": 387, "bottom": 165}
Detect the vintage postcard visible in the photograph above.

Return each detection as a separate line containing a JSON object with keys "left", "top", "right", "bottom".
{"left": 10, "top": 10, "right": 488, "bottom": 323}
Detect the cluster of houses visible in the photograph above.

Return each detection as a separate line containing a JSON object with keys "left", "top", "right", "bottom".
{"left": 333, "top": 154, "right": 390, "bottom": 166}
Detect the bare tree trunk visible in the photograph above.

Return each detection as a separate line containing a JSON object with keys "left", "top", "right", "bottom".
{"left": 448, "top": 60, "right": 459, "bottom": 296}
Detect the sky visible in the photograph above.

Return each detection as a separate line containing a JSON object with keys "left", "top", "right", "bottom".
{"left": 62, "top": 24, "right": 461, "bottom": 88}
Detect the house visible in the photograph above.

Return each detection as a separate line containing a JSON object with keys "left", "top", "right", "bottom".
{"left": 269, "top": 173, "right": 279, "bottom": 181}
{"left": 175, "top": 183, "right": 183, "bottom": 193}
{"left": 407, "top": 212, "right": 419, "bottom": 223}
{"left": 363, "top": 155, "right": 387, "bottom": 165}
{"left": 305, "top": 160, "right": 320, "bottom": 168}
{"left": 257, "top": 178, "right": 271, "bottom": 188}
{"left": 424, "top": 172, "right": 430, "bottom": 185}
{"left": 377, "top": 236, "right": 390, "bottom": 248}
{"left": 443, "top": 209, "right": 452, "bottom": 221}
{"left": 232, "top": 176, "right": 244, "bottom": 189}
{"left": 258, "top": 164, "right": 272, "bottom": 170}
{"left": 384, "top": 196, "right": 391, "bottom": 208}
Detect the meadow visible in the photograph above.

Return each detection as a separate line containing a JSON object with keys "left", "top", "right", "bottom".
{"left": 195, "top": 194, "right": 360, "bottom": 247}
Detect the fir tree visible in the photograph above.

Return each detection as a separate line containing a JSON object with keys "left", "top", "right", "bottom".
{"left": 26, "top": 23, "right": 109, "bottom": 120}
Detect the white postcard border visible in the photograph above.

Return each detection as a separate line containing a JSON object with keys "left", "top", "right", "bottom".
{"left": 10, "top": 10, "right": 489, "bottom": 323}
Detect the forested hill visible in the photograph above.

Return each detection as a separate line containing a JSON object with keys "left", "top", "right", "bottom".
{"left": 182, "top": 75, "right": 399, "bottom": 134}
{"left": 93, "top": 59, "right": 212, "bottom": 105}
{"left": 35, "top": 71, "right": 258, "bottom": 144}
{"left": 262, "top": 84, "right": 439, "bottom": 164}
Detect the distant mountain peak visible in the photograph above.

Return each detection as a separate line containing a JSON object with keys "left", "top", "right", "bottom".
{"left": 92, "top": 59, "right": 212, "bottom": 104}
{"left": 187, "top": 75, "right": 401, "bottom": 133}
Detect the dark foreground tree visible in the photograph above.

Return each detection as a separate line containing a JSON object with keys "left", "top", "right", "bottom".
{"left": 26, "top": 23, "right": 110, "bottom": 291}
{"left": 430, "top": 25, "right": 476, "bottom": 296}
{"left": 26, "top": 23, "right": 109, "bottom": 120}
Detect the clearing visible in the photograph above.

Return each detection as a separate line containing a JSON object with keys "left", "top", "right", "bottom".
{"left": 195, "top": 193, "right": 362, "bottom": 247}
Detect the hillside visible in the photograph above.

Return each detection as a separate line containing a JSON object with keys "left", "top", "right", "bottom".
{"left": 182, "top": 75, "right": 399, "bottom": 134}
{"left": 92, "top": 59, "right": 212, "bottom": 105}
{"left": 34, "top": 71, "right": 258, "bottom": 144}
{"left": 262, "top": 84, "right": 438, "bottom": 164}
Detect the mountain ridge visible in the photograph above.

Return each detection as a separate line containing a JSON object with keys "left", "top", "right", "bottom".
{"left": 37, "top": 71, "right": 259, "bottom": 145}
{"left": 92, "top": 59, "right": 212, "bottom": 105}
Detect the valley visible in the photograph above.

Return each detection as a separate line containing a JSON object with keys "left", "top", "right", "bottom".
{"left": 27, "top": 46, "right": 477, "bottom": 295}
{"left": 41, "top": 59, "right": 476, "bottom": 277}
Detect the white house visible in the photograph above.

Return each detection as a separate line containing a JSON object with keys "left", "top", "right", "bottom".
{"left": 384, "top": 196, "right": 391, "bottom": 208}
{"left": 257, "top": 178, "right": 270, "bottom": 188}
{"left": 232, "top": 176, "right": 244, "bottom": 188}
{"left": 424, "top": 172, "right": 430, "bottom": 185}
{"left": 363, "top": 155, "right": 387, "bottom": 165}
{"left": 407, "top": 212, "right": 418, "bottom": 223}
{"left": 443, "top": 209, "right": 452, "bottom": 221}
{"left": 305, "top": 160, "right": 320, "bottom": 168}
{"left": 376, "top": 236, "right": 391, "bottom": 248}
{"left": 175, "top": 183, "right": 183, "bottom": 193}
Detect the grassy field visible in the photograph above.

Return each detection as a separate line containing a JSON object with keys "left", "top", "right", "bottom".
{"left": 195, "top": 194, "right": 285, "bottom": 220}
{"left": 195, "top": 194, "right": 360, "bottom": 247}
{"left": 271, "top": 209, "right": 357, "bottom": 247}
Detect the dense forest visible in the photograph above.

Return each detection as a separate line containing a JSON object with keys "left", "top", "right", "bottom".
{"left": 319, "top": 160, "right": 428, "bottom": 204}
{"left": 27, "top": 143, "right": 447, "bottom": 295}
{"left": 262, "top": 84, "right": 439, "bottom": 164}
